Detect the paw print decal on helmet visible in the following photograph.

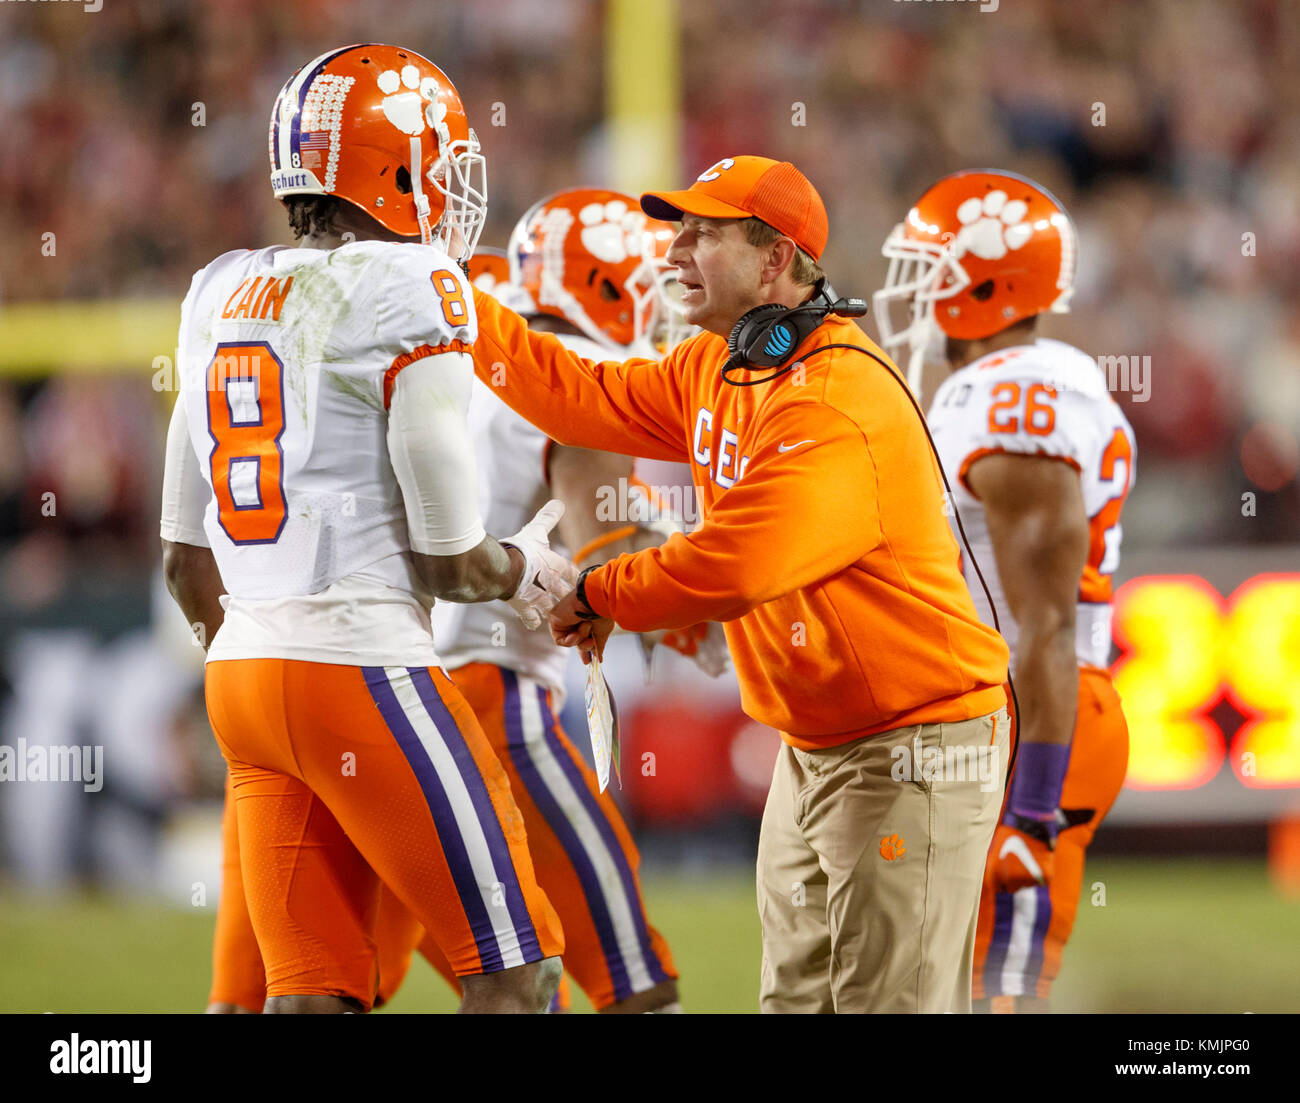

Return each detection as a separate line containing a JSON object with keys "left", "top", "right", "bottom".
{"left": 578, "top": 199, "right": 649, "bottom": 265}
{"left": 376, "top": 64, "right": 451, "bottom": 145}
{"left": 952, "top": 190, "right": 1034, "bottom": 261}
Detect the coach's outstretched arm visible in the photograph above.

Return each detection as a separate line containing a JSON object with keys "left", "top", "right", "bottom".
{"left": 552, "top": 401, "right": 881, "bottom": 655}
{"left": 470, "top": 287, "right": 689, "bottom": 463}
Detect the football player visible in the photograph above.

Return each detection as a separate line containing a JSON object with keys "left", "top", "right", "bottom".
{"left": 874, "top": 170, "right": 1135, "bottom": 1012}
{"left": 164, "top": 44, "right": 573, "bottom": 1014}
{"left": 206, "top": 192, "right": 709, "bottom": 1014}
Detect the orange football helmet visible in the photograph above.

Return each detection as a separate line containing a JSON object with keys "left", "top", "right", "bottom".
{"left": 874, "top": 170, "right": 1076, "bottom": 390}
{"left": 466, "top": 246, "right": 510, "bottom": 291}
{"left": 507, "top": 188, "right": 681, "bottom": 352}
{"left": 269, "top": 44, "right": 486, "bottom": 259}
{"left": 466, "top": 245, "right": 534, "bottom": 312}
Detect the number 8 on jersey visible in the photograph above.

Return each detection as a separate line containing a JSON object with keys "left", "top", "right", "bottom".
{"left": 206, "top": 341, "right": 288, "bottom": 545}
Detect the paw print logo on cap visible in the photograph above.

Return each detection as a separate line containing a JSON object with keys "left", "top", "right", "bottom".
{"left": 952, "top": 190, "right": 1033, "bottom": 261}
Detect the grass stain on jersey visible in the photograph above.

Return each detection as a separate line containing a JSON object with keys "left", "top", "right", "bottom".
{"left": 276, "top": 245, "right": 378, "bottom": 427}
{"left": 324, "top": 368, "right": 384, "bottom": 412}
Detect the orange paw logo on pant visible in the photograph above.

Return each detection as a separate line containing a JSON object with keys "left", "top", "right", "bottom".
{"left": 880, "top": 834, "right": 905, "bottom": 861}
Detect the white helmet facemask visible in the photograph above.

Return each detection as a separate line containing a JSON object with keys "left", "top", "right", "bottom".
{"left": 424, "top": 127, "right": 487, "bottom": 261}
{"left": 627, "top": 253, "right": 698, "bottom": 357}
{"left": 873, "top": 223, "right": 975, "bottom": 395}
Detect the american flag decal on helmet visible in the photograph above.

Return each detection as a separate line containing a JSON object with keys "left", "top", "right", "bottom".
{"left": 299, "top": 73, "right": 355, "bottom": 192}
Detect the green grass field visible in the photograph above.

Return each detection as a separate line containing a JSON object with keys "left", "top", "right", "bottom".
{"left": 1, "top": 859, "right": 1296, "bottom": 1013}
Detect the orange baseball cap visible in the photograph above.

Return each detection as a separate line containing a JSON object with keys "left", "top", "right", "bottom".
{"left": 640, "top": 155, "right": 829, "bottom": 262}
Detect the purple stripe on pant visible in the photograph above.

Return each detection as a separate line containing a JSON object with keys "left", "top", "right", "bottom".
{"left": 501, "top": 669, "right": 634, "bottom": 1001}
{"left": 361, "top": 666, "right": 504, "bottom": 971}
{"left": 406, "top": 665, "right": 543, "bottom": 964}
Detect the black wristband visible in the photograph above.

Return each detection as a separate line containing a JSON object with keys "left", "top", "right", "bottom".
{"left": 574, "top": 565, "right": 602, "bottom": 621}
{"left": 1007, "top": 812, "right": 1056, "bottom": 849}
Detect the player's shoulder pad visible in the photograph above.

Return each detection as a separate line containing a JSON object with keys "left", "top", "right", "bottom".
{"left": 346, "top": 240, "right": 477, "bottom": 350}
{"left": 941, "top": 339, "right": 1118, "bottom": 473}
{"left": 955, "top": 339, "right": 1110, "bottom": 402}
{"left": 185, "top": 247, "right": 260, "bottom": 299}
{"left": 180, "top": 248, "right": 275, "bottom": 332}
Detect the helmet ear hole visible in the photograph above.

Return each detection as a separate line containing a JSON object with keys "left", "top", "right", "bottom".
{"left": 394, "top": 166, "right": 412, "bottom": 195}
{"left": 599, "top": 277, "right": 621, "bottom": 303}
{"left": 970, "top": 279, "right": 995, "bottom": 302}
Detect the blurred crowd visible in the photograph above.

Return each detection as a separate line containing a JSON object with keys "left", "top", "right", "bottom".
{"left": 0, "top": 0, "right": 1296, "bottom": 890}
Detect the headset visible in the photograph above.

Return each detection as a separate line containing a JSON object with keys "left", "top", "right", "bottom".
{"left": 721, "top": 282, "right": 1022, "bottom": 783}
{"left": 722, "top": 279, "right": 868, "bottom": 386}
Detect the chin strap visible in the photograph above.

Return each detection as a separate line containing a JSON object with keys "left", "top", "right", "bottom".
{"left": 410, "top": 136, "right": 434, "bottom": 246}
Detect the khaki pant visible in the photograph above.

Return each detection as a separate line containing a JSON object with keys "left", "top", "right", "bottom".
{"left": 757, "top": 708, "right": 1009, "bottom": 1013}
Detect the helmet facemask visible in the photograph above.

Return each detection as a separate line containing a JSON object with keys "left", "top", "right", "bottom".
{"left": 874, "top": 224, "right": 973, "bottom": 394}
{"left": 626, "top": 253, "right": 698, "bottom": 356}
{"left": 424, "top": 128, "right": 487, "bottom": 261}
{"left": 631, "top": 253, "right": 696, "bottom": 353}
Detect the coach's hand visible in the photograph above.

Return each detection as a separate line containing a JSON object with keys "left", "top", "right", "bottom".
{"left": 988, "top": 819, "right": 1056, "bottom": 895}
{"left": 501, "top": 500, "right": 579, "bottom": 629}
{"left": 549, "top": 585, "right": 615, "bottom": 666}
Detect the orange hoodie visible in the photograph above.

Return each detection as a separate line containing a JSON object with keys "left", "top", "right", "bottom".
{"left": 470, "top": 288, "right": 1009, "bottom": 749}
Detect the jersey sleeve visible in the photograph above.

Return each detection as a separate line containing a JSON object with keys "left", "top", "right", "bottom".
{"left": 953, "top": 371, "right": 1107, "bottom": 495}
{"left": 159, "top": 394, "right": 212, "bottom": 547}
{"left": 386, "top": 352, "right": 486, "bottom": 556}
{"left": 467, "top": 286, "right": 689, "bottom": 462}
{"left": 582, "top": 402, "right": 882, "bottom": 630}
{"left": 370, "top": 245, "right": 478, "bottom": 409}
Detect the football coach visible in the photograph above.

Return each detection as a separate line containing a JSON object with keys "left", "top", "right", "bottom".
{"left": 466, "top": 155, "right": 1011, "bottom": 1013}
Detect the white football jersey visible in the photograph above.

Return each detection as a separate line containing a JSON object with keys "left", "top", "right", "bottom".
{"left": 928, "top": 339, "right": 1137, "bottom": 669}
{"left": 432, "top": 332, "right": 613, "bottom": 701}
{"left": 166, "top": 240, "right": 476, "bottom": 665}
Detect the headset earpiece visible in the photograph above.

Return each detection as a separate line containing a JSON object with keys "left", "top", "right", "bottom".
{"left": 727, "top": 304, "right": 814, "bottom": 368}
{"left": 721, "top": 279, "right": 870, "bottom": 386}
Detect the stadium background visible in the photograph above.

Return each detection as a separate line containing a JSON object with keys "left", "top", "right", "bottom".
{"left": 1, "top": 0, "right": 1298, "bottom": 1012}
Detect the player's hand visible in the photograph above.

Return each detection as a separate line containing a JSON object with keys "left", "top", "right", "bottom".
{"left": 501, "top": 500, "right": 579, "bottom": 630}
{"left": 549, "top": 587, "right": 614, "bottom": 666}
{"left": 657, "top": 621, "right": 731, "bottom": 678}
{"left": 988, "top": 820, "right": 1056, "bottom": 894}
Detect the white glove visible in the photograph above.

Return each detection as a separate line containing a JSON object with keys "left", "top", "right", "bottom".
{"left": 501, "top": 499, "right": 579, "bottom": 629}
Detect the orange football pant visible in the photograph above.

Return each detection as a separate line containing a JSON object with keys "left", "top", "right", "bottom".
{"left": 973, "top": 665, "right": 1129, "bottom": 1001}
{"left": 371, "top": 662, "right": 676, "bottom": 1010}
{"left": 204, "top": 659, "right": 564, "bottom": 1010}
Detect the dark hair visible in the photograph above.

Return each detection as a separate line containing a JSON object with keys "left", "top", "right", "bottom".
{"left": 284, "top": 195, "right": 344, "bottom": 240}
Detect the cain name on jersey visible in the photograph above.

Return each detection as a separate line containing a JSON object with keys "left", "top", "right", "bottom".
{"left": 928, "top": 338, "right": 1137, "bottom": 670}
